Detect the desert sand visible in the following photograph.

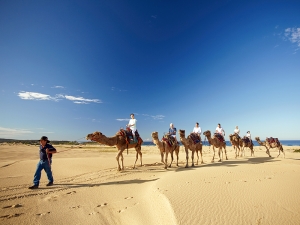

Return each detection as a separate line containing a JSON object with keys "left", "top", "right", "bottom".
{"left": 0, "top": 143, "right": 300, "bottom": 225}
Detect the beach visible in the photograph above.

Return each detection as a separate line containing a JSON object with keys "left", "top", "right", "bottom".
{"left": 0, "top": 143, "right": 300, "bottom": 225}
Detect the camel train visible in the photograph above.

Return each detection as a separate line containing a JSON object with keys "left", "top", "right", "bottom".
{"left": 86, "top": 129, "right": 285, "bottom": 171}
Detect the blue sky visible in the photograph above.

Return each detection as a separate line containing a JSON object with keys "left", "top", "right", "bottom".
{"left": 1, "top": 0, "right": 300, "bottom": 141}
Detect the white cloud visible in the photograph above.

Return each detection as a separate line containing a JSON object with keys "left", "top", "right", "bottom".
{"left": 151, "top": 115, "right": 165, "bottom": 120}
{"left": 116, "top": 119, "right": 130, "bottom": 121}
{"left": 64, "top": 95, "right": 101, "bottom": 104}
{"left": 18, "top": 92, "right": 101, "bottom": 104}
{"left": 52, "top": 86, "right": 64, "bottom": 89}
{"left": 284, "top": 27, "right": 300, "bottom": 47}
{"left": 0, "top": 127, "right": 33, "bottom": 136}
{"left": 18, "top": 92, "right": 56, "bottom": 101}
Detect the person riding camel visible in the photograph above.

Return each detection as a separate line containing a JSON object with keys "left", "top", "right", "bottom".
{"left": 127, "top": 113, "right": 137, "bottom": 141}
{"left": 234, "top": 126, "right": 240, "bottom": 139}
{"left": 169, "top": 123, "right": 178, "bottom": 145}
{"left": 215, "top": 123, "right": 226, "bottom": 142}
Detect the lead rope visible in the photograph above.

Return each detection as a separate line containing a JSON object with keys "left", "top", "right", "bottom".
{"left": 57, "top": 136, "right": 86, "bottom": 153}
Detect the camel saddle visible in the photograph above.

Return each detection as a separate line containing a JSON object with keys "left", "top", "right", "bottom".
{"left": 214, "top": 133, "right": 224, "bottom": 142}
{"left": 242, "top": 136, "right": 251, "bottom": 143}
{"left": 188, "top": 133, "right": 201, "bottom": 144}
{"left": 162, "top": 133, "right": 176, "bottom": 147}
{"left": 266, "top": 137, "right": 279, "bottom": 144}
{"left": 119, "top": 128, "right": 142, "bottom": 145}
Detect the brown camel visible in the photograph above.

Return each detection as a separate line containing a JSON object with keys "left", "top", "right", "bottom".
{"left": 241, "top": 136, "right": 255, "bottom": 157}
{"left": 151, "top": 132, "right": 179, "bottom": 169}
{"left": 229, "top": 134, "right": 255, "bottom": 157}
{"left": 229, "top": 134, "right": 242, "bottom": 158}
{"left": 86, "top": 131, "right": 143, "bottom": 171}
{"left": 203, "top": 130, "right": 227, "bottom": 162}
{"left": 255, "top": 137, "right": 285, "bottom": 158}
{"left": 179, "top": 130, "right": 203, "bottom": 167}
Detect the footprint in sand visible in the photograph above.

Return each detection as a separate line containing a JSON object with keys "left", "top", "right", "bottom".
{"left": 124, "top": 197, "right": 133, "bottom": 200}
{"left": 36, "top": 212, "right": 50, "bottom": 216}
{"left": 3, "top": 204, "right": 23, "bottom": 209}
{"left": 0, "top": 213, "right": 23, "bottom": 219}
{"left": 66, "top": 191, "right": 76, "bottom": 195}
{"left": 70, "top": 205, "right": 81, "bottom": 209}
{"left": 118, "top": 207, "right": 127, "bottom": 213}
{"left": 96, "top": 203, "right": 108, "bottom": 207}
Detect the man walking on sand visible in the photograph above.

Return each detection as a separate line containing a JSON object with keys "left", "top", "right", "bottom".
{"left": 28, "top": 136, "right": 57, "bottom": 189}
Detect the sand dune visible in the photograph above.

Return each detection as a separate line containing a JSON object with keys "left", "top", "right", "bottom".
{"left": 0, "top": 144, "right": 300, "bottom": 225}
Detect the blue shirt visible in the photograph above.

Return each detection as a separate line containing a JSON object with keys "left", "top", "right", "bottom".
{"left": 39, "top": 143, "right": 56, "bottom": 161}
{"left": 169, "top": 127, "right": 177, "bottom": 135}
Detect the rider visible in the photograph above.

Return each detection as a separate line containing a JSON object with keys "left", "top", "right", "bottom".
{"left": 234, "top": 126, "right": 240, "bottom": 139}
{"left": 246, "top": 131, "right": 252, "bottom": 145}
{"left": 193, "top": 122, "right": 202, "bottom": 140}
{"left": 169, "top": 123, "right": 178, "bottom": 144}
{"left": 127, "top": 113, "right": 137, "bottom": 139}
{"left": 215, "top": 123, "right": 226, "bottom": 142}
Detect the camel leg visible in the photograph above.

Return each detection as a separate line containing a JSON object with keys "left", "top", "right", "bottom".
{"left": 191, "top": 151, "right": 195, "bottom": 167}
{"left": 139, "top": 150, "right": 143, "bottom": 166}
{"left": 120, "top": 152, "right": 124, "bottom": 170}
{"left": 251, "top": 146, "right": 254, "bottom": 157}
{"left": 169, "top": 150, "right": 174, "bottom": 168}
{"left": 164, "top": 151, "right": 168, "bottom": 169}
{"left": 160, "top": 152, "right": 165, "bottom": 168}
{"left": 218, "top": 148, "right": 222, "bottom": 162}
{"left": 176, "top": 147, "right": 179, "bottom": 167}
{"left": 185, "top": 147, "right": 189, "bottom": 168}
{"left": 265, "top": 147, "right": 271, "bottom": 157}
{"left": 211, "top": 146, "right": 216, "bottom": 163}
{"left": 200, "top": 149, "right": 204, "bottom": 164}
{"left": 134, "top": 146, "right": 142, "bottom": 167}
{"left": 133, "top": 151, "right": 138, "bottom": 169}
{"left": 224, "top": 146, "right": 228, "bottom": 160}
{"left": 235, "top": 146, "right": 238, "bottom": 158}
{"left": 195, "top": 150, "right": 199, "bottom": 165}
{"left": 116, "top": 150, "right": 122, "bottom": 171}
{"left": 277, "top": 146, "right": 285, "bottom": 158}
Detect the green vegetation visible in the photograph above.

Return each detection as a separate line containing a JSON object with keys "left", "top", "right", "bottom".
{"left": 0, "top": 138, "right": 93, "bottom": 145}
{"left": 294, "top": 149, "right": 300, "bottom": 153}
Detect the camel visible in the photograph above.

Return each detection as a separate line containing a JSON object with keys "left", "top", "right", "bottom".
{"left": 241, "top": 136, "right": 255, "bottom": 157}
{"left": 179, "top": 130, "right": 203, "bottom": 167}
{"left": 255, "top": 137, "right": 285, "bottom": 158}
{"left": 229, "top": 134, "right": 242, "bottom": 158}
{"left": 203, "top": 130, "right": 227, "bottom": 162}
{"left": 229, "top": 134, "right": 255, "bottom": 157}
{"left": 86, "top": 131, "right": 143, "bottom": 171}
{"left": 151, "top": 132, "right": 180, "bottom": 169}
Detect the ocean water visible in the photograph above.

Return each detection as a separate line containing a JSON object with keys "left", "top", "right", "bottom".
{"left": 143, "top": 140, "right": 300, "bottom": 146}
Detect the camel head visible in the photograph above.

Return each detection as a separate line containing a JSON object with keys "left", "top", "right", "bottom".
{"left": 179, "top": 129, "right": 185, "bottom": 137}
{"left": 229, "top": 134, "right": 234, "bottom": 141}
{"left": 151, "top": 131, "right": 159, "bottom": 140}
{"left": 86, "top": 131, "right": 103, "bottom": 141}
{"left": 203, "top": 130, "right": 211, "bottom": 137}
{"left": 255, "top": 137, "right": 260, "bottom": 141}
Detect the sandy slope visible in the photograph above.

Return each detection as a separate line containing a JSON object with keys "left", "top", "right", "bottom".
{"left": 0, "top": 144, "right": 300, "bottom": 225}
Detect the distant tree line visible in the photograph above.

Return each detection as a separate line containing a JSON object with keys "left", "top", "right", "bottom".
{"left": 0, "top": 138, "right": 97, "bottom": 145}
